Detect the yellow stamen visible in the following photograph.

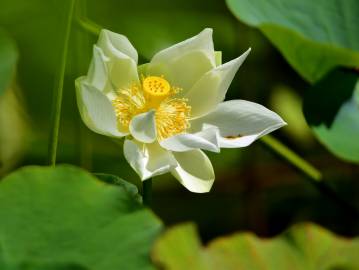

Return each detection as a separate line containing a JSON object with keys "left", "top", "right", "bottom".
{"left": 156, "top": 98, "right": 191, "bottom": 141}
{"left": 112, "top": 84, "right": 146, "bottom": 129}
{"left": 112, "top": 75, "right": 191, "bottom": 140}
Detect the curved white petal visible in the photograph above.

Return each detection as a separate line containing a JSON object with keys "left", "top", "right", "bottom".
{"left": 129, "top": 110, "right": 157, "bottom": 143}
{"left": 97, "top": 29, "right": 138, "bottom": 62}
{"left": 160, "top": 127, "right": 220, "bottom": 153}
{"left": 124, "top": 139, "right": 177, "bottom": 180}
{"left": 185, "top": 48, "right": 251, "bottom": 118}
{"left": 191, "top": 100, "right": 286, "bottom": 148}
{"left": 96, "top": 29, "right": 139, "bottom": 89}
{"left": 75, "top": 77, "right": 127, "bottom": 138}
{"left": 171, "top": 150, "right": 215, "bottom": 193}
{"left": 147, "top": 28, "right": 216, "bottom": 92}
{"left": 86, "top": 46, "right": 111, "bottom": 93}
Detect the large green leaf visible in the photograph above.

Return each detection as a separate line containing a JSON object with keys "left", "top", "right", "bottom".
{"left": 0, "top": 165, "right": 162, "bottom": 270}
{"left": 152, "top": 223, "right": 359, "bottom": 270}
{"left": 0, "top": 28, "right": 17, "bottom": 96}
{"left": 226, "top": 0, "right": 359, "bottom": 82}
{"left": 311, "top": 93, "right": 359, "bottom": 163}
{"left": 303, "top": 68, "right": 359, "bottom": 163}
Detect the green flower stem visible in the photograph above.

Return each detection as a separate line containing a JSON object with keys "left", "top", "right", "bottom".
{"left": 143, "top": 178, "right": 152, "bottom": 207}
{"left": 261, "top": 134, "right": 359, "bottom": 217}
{"left": 260, "top": 134, "right": 322, "bottom": 181}
{"left": 75, "top": 0, "right": 92, "bottom": 169}
{"left": 47, "top": 0, "right": 75, "bottom": 166}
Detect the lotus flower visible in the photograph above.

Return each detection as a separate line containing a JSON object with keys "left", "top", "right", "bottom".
{"left": 75, "top": 28, "right": 286, "bottom": 193}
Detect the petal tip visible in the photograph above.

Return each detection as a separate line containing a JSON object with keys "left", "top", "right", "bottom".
{"left": 201, "top": 28, "right": 213, "bottom": 35}
{"left": 99, "top": 28, "right": 118, "bottom": 39}
{"left": 196, "top": 28, "right": 213, "bottom": 44}
{"left": 98, "top": 28, "right": 110, "bottom": 35}
{"left": 239, "top": 47, "right": 251, "bottom": 59}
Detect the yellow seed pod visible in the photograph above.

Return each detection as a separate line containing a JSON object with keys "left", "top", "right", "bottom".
{"left": 142, "top": 76, "right": 171, "bottom": 108}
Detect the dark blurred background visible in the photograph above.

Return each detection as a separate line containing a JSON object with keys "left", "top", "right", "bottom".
{"left": 1, "top": 0, "right": 358, "bottom": 241}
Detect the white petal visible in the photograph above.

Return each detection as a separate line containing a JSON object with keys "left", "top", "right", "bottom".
{"left": 218, "top": 134, "right": 262, "bottom": 148}
{"left": 97, "top": 29, "right": 139, "bottom": 89}
{"left": 147, "top": 28, "right": 216, "bottom": 92}
{"left": 191, "top": 100, "right": 286, "bottom": 148}
{"left": 160, "top": 127, "right": 220, "bottom": 153}
{"left": 75, "top": 77, "right": 127, "bottom": 137}
{"left": 171, "top": 150, "right": 215, "bottom": 193}
{"left": 97, "top": 29, "right": 138, "bottom": 62}
{"left": 185, "top": 48, "right": 251, "bottom": 118}
{"left": 129, "top": 110, "right": 157, "bottom": 143}
{"left": 124, "top": 139, "right": 177, "bottom": 180}
{"left": 86, "top": 46, "right": 110, "bottom": 93}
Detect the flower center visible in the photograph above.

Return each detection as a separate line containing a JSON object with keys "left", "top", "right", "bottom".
{"left": 142, "top": 76, "right": 171, "bottom": 109}
{"left": 112, "top": 76, "right": 191, "bottom": 141}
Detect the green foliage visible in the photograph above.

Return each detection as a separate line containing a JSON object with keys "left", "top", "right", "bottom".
{"left": 0, "top": 28, "right": 17, "bottom": 96}
{"left": 226, "top": 0, "right": 359, "bottom": 83}
{"left": 270, "top": 85, "right": 313, "bottom": 144}
{"left": 303, "top": 69, "right": 358, "bottom": 128}
{"left": 0, "top": 89, "right": 28, "bottom": 176}
{"left": 0, "top": 165, "right": 162, "bottom": 270}
{"left": 303, "top": 69, "right": 359, "bottom": 162}
{"left": 153, "top": 223, "right": 359, "bottom": 270}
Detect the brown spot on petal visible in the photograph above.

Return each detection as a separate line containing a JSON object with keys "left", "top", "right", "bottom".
{"left": 225, "top": 135, "right": 241, "bottom": 140}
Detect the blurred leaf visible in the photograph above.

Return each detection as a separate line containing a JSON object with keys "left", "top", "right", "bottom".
{"left": 303, "top": 68, "right": 358, "bottom": 127}
{"left": 226, "top": 0, "right": 359, "bottom": 82}
{"left": 0, "top": 165, "right": 162, "bottom": 270}
{"left": 303, "top": 69, "right": 359, "bottom": 163}
{"left": 0, "top": 1, "right": 71, "bottom": 123}
{"left": 0, "top": 87, "right": 28, "bottom": 176}
{"left": 355, "top": 80, "right": 359, "bottom": 105}
{"left": 1, "top": 260, "right": 89, "bottom": 270}
{"left": 311, "top": 97, "right": 359, "bottom": 163}
{"left": 270, "top": 85, "right": 313, "bottom": 144}
{"left": 152, "top": 222, "right": 359, "bottom": 270}
{"left": 0, "top": 28, "right": 17, "bottom": 96}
